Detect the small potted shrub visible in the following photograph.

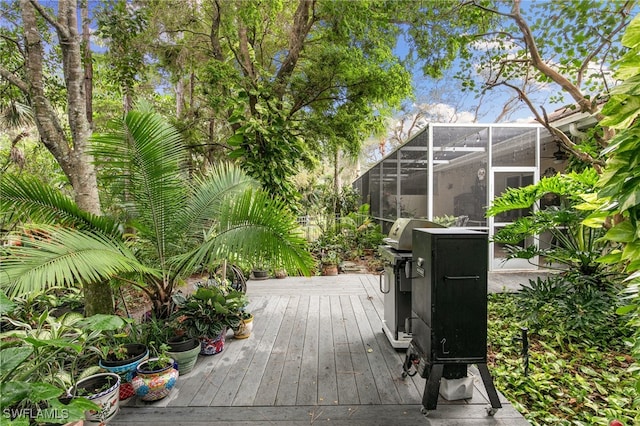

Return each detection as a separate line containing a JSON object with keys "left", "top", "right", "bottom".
{"left": 233, "top": 311, "right": 254, "bottom": 339}
{"left": 320, "top": 250, "right": 340, "bottom": 276}
{"left": 95, "top": 323, "right": 149, "bottom": 401}
{"left": 174, "top": 283, "right": 243, "bottom": 355}
{"left": 131, "top": 345, "right": 179, "bottom": 402}
{"left": 251, "top": 263, "right": 269, "bottom": 280}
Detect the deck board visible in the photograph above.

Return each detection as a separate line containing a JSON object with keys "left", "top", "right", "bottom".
{"left": 330, "top": 295, "right": 358, "bottom": 405}
{"left": 231, "top": 295, "right": 290, "bottom": 406}
{"left": 115, "top": 274, "right": 531, "bottom": 425}
{"left": 317, "top": 295, "right": 338, "bottom": 405}
{"left": 340, "top": 294, "right": 380, "bottom": 405}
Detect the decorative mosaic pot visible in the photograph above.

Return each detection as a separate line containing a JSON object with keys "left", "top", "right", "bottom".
{"left": 98, "top": 343, "right": 149, "bottom": 400}
{"left": 70, "top": 372, "right": 120, "bottom": 425}
{"left": 131, "top": 358, "right": 179, "bottom": 402}
{"left": 199, "top": 329, "right": 226, "bottom": 355}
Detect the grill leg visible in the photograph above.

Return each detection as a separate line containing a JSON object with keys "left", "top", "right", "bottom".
{"left": 477, "top": 363, "right": 502, "bottom": 410}
{"left": 422, "top": 363, "right": 443, "bottom": 411}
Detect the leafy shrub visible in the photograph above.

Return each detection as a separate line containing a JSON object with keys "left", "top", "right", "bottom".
{"left": 516, "top": 275, "right": 630, "bottom": 347}
{"left": 488, "top": 293, "right": 638, "bottom": 426}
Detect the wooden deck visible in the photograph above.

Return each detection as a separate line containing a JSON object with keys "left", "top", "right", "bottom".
{"left": 113, "top": 274, "right": 530, "bottom": 425}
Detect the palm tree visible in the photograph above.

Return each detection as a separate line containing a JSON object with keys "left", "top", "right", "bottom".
{"left": 0, "top": 110, "right": 314, "bottom": 317}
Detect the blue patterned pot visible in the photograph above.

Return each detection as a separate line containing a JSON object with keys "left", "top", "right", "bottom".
{"left": 99, "top": 344, "right": 149, "bottom": 400}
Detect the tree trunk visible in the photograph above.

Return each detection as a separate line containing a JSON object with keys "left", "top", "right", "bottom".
{"left": 81, "top": 0, "right": 92, "bottom": 126}
{"left": 21, "top": 0, "right": 113, "bottom": 315}
{"left": 333, "top": 148, "right": 339, "bottom": 216}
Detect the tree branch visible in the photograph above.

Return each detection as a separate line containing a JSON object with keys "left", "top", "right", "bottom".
{"left": 28, "top": 0, "right": 70, "bottom": 40}
{"left": 210, "top": 0, "right": 225, "bottom": 61}
{"left": 275, "top": 0, "right": 317, "bottom": 97}
{"left": 576, "top": 4, "right": 631, "bottom": 87}
{"left": 510, "top": 0, "right": 602, "bottom": 120}
{"left": 467, "top": 0, "right": 515, "bottom": 18}
{"left": 0, "top": 66, "right": 30, "bottom": 93}
{"left": 492, "top": 80, "right": 604, "bottom": 170}
{"left": 0, "top": 34, "right": 25, "bottom": 57}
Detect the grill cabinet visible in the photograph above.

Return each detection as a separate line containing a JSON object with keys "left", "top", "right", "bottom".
{"left": 404, "top": 228, "right": 502, "bottom": 415}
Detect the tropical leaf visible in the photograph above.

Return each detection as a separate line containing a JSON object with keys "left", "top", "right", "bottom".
{"left": 0, "top": 175, "right": 120, "bottom": 236}
{"left": 91, "top": 111, "right": 188, "bottom": 265}
{"left": 177, "top": 188, "right": 313, "bottom": 275}
{"left": 176, "top": 163, "right": 258, "bottom": 239}
{"left": 3, "top": 110, "right": 313, "bottom": 317}
{"left": 0, "top": 226, "right": 158, "bottom": 296}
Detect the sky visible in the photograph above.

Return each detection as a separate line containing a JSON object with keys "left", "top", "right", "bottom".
{"left": 360, "top": 0, "right": 639, "bottom": 164}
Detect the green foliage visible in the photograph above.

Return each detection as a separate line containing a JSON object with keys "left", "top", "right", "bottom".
{"left": 0, "top": 110, "right": 314, "bottom": 317}
{"left": 591, "top": 13, "right": 640, "bottom": 392}
{"left": 487, "top": 170, "right": 622, "bottom": 285}
{"left": 455, "top": 1, "right": 634, "bottom": 113}
{"left": 94, "top": 0, "right": 149, "bottom": 101}
{"left": 488, "top": 292, "right": 638, "bottom": 426}
{"left": 516, "top": 275, "right": 629, "bottom": 347}
{"left": 0, "top": 293, "right": 132, "bottom": 425}
{"left": 310, "top": 204, "right": 383, "bottom": 268}
{"left": 173, "top": 283, "right": 246, "bottom": 339}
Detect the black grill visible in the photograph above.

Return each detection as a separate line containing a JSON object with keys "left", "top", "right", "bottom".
{"left": 403, "top": 228, "right": 502, "bottom": 415}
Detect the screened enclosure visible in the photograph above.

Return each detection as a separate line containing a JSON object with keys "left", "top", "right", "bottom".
{"left": 353, "top": 123, "right": 564, "bottom": 271}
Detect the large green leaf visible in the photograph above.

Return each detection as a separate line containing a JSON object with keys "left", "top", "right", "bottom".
{"left": 176, "top": 188, "right": 314, "bottom": 275}
{"left": 78, "top": 314, "right": 130, "bottom": 332}
{"left": 621, "top": 13, "right": 640, "bottom": 48}
{"left": 22, "top": 337, "right": 82, "bottom": 353}
{"left": 0, "top": 175, "right": 121, "bottom": 236}
{"left": 0, "top": 347, "right": 32, "bottom": 378}
{"left": 604, "top": 221, "right": 636, "bottom": 243}
{"left": 0, "top": 291, "right": 15, "bottom": 315}
{"left": 0, "top": 381, "right": 30, "bottom": 408}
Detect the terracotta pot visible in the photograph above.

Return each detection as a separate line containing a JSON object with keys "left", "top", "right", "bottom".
{"left": 321, "top": 263, "right": 338, "bottom": 276}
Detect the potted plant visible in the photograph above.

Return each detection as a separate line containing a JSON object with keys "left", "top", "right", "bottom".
{"left": 0, "top": 302, "right": 129, "bottom": 426}
{"left": 174, "top": 285, "right": 243, "bottom": 356}
{"left": 94, "top": 320, "right": 149, "bottom": 401}
{"left": 320, "top": 250, "right": 340, "bottom": 276}
{"left": 233, "top": 311, "right": 254, "bottom": 339}
{"left": 251, "top": 263, "right": 269, "bottom": 280}
{"left": 131, "top": 345, "right": 178, "bottom": 402}
{"left": 67, "top": 372, "right": 120, "bottom": 425}
{"left": 166, "top": 334, "right": 200, "bottom": 375}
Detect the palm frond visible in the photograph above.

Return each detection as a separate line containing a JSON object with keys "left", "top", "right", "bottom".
{"left": 0, "top": 174, "right": 121, "bottom": 236}
{"left": 91, "top": 111, "right": 188, "bottom": 263}
{"left": 0, "top": 226, "right": 158, "bottom": 296}
{"left": 175, "top": 163, "right": 258, "bottom": 239}
{"left": 1, "top": 101, "right": 34, "bottom": 129}
{"left": 175, "top": 189, "right": 313, "bottom": 276}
